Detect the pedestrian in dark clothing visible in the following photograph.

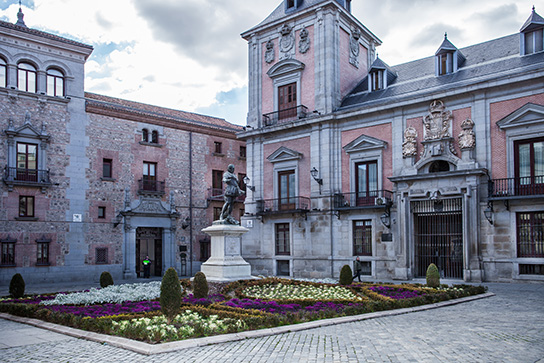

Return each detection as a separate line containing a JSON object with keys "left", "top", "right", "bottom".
{"left": 353, "top": 256, "right": 362, "bottom": 282}
{"left": 142, "top": 255, "right": 151, "bottom": 278}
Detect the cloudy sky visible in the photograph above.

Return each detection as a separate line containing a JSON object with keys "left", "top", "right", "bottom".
{"left": 0, "top": 0, "right": 541, "bottom": 125}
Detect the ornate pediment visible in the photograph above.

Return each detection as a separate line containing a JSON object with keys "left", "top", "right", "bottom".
{"left": 5, "top": 113, "right": 50, "bottom": 142}
{"left": 267, "top": 146, "right": 303, "bottom": 163}
{"left": 343, "top": 134, "right": 387, "bottom": 154}
{"left": 267, "top": 59, "right": 305, "bottom": 79}
{"left": 131, "top": 198, "right": 171, "bottom": 215}
{"left": 496, "top": 103, "right": 544, "bottom": 129}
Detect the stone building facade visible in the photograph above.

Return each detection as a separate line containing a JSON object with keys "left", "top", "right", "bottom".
{"left": 0, "top": 10, "right": 245, "bottom": 284}
{"left": 239, "top": 0, "right": 544, "bottom": 282}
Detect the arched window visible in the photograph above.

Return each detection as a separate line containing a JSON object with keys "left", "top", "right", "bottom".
{"left": 0, "top": 58, "right": 6, "bottom": 88}
{"left": 18, "top": 62, "right": 37, "bottom": 93}
{"left": 429, "top": 160, "right": 450, "bottom": 173}
{"left": 151, "top": 130, "right": 159, "bottom": 144}
{"left": 46, "top": 68, "right": 64, "bottom": 96}
{"left": 142, "top": 128, "right": 149, "bottom": 142}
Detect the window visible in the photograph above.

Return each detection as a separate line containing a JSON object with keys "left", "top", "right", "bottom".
{"left": 345, "top": 0, "right": 351, "bottom": 12}
{"left": 240, "top": 145, "right": 247, "bottom": 158}
{"left": 213, "top": 207, "right": 222, "bottom": 221}
{"left": 96, "top": 248, "right": 108, "bottom": 264}
{"left": 143, "top": 162, "right": 157, "bottom": 191}
{"left": 0, "top": 58, "right": 6, "bottom": 88}
{"left": 515, "top": 138, "right": 544, "bottom": 194}
{"left": 278, "top": 170, "right": 296, "bottom": 209}
{"left": 278, "top": 83, "right": 297, "bottom": 120}
{"left": 438, "top": 53, "right": 453, "bottom": 75}
{"left": 353, "top": 220, "right": 372, "bottom": 256}
{"left": 17, "top": 62, "right": 37, "bottom": 93}
{"left": 355, "top": 161, "right": 378, "bottom": 205}
{"left": 17, "top": 142, "right": 38, "bottom": 181}
{"left": 46, "top": 68, "right": 64, "bottom": 96}
{"left": 275, "top": 223, "right": 290, "bottom": 255}
{"left": 517, "top": 212, "right": 544, "bottom": 258}
{"left": 151, "top": 130, "right": 159, "bottom": 144}
{"left": 214, "top": 141, "right": 223, "bottom": 154}
{"left": 286, "top": 0, "right": 295, "bottom": 8}
{"left": 19, "top": 196, "right": 34, "bottom": 217}
{"left": 212, "top": 170, "right": 223, "bottom": 196}
{"left": 36, "top": 236, "right": 50, "bottom": 266}
{"left": 370, "top": 71, "right": 383, "bottom": 91}
{"left": 142, "top": 128, "right": 149, "bottom": 142}
{"left": 277, "top": 260, "right": 290, "bottom": 276}
{"left": 102, "top": 158, "right": 113, "bottom": 179}
{"left": 1, "top": 237, "right": 16, "bottom": 266}
{"left": 98, "top": 206, "right": 106, "bottom": 219}
{"left": 524, "top": 29, "right": 544, "bottom": 55}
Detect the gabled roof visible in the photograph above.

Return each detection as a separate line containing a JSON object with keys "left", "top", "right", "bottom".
{"left": 340, "top": 33, "right": 539, "bottom": 110}
{"left": 85, "top": 93, "right": 243, "bottom": 133}
{"left": 520, "top": 7, "right": 544, "bottom": 32}
{"left": 267, "top": 146, "right": 303, "bottom": 162}
{"left": 435, "top": 34, "right": 459, "bottom": 55}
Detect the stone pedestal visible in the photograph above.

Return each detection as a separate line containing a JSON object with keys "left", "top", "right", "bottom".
{"left": 200, "top": 223, "right": 255, "bottom": 282}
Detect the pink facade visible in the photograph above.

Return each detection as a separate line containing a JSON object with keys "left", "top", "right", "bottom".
{"left": 339, "top": 27, "right": 368, "bottom": 98}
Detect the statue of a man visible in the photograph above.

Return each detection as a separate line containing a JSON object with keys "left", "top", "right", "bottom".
{"left": 219, "top": 164, "right": 245, "bottom": 224}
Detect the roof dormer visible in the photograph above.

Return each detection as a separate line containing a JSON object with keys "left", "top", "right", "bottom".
{"left": 367, "top": 56, "right": 396, "bottom": 91}
{"left": 520, "top": 7, "right": 544, "bottom": 55}
{"left": 285, "top": 0, "right": 303, "bottom": 12}
{"left": 435, "top": 33, "right": 465, "bottom": 76}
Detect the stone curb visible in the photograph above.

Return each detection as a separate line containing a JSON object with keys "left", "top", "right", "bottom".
{"left": 0, "top": 292, "right": 495, "bottom": 355}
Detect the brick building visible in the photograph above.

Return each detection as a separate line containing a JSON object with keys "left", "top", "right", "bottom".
{"left": 0, "top": 8, "right": 245, "bottom": 284}
{"left": 239, "top": 0, "right": 544, "bottom": 282}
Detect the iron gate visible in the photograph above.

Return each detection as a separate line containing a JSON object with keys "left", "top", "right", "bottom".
{"left": 413, "top": 198, "right": 463, "bottom": 279}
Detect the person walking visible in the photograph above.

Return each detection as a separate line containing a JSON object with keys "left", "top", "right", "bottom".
{"left": 142, "top": 255, "right": 151, "bottom": 278}
{"left": 353, "top": 256, "right": 362, "bottom": 282}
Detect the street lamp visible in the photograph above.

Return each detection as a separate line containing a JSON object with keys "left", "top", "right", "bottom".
{"left": 310, "top": 167, "right": 323, "bottom": 185}
{"left": 243, "top": 175, "right": 256, "bottom": 192}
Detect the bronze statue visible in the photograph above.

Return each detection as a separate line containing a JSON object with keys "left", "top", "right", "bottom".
{"left": 219, "top": 164, "right": 245, "bottom": 225}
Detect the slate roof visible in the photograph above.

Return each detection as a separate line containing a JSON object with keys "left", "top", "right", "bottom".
{"left": 85, "top": 93, "right": 243, "bottom": 133}
{"left": 520, "top": 7, "right": 544, "bottom": 32}
{"left": 0, "top": 19, "right": 93, "bottom": 51}
{"left": 257, "top": 0, "right": 347, "bottom": 27}
{"left": 340, "top": 33, "right": 543, "bottom": 110}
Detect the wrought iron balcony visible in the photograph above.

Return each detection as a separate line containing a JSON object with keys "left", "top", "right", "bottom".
{"left": 488, "top": 176, "right": 544, "bottom": 199}
{"left": 3, "top": 167, "right": 51, "bottom": 191}
{"left": 256, "top": 196, "right": 311, "bottom": 214}
{"left": 262, "top": 105, "right": 308, "bottom": 127}
{"left": 138, "top": 179, "right": 165, "bottom": 195}
{"left": 333, "top": 190, "right": 394, "bottom": 210}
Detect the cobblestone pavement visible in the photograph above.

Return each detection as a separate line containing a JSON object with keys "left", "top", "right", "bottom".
{"left": 0, "top": 282, "right": 543, "bottom": 362}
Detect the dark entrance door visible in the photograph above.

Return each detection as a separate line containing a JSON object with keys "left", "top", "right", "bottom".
{"left": 413, "top": 198, "right": 463, "bottom": 279}
{"left": 136, "top": 227, "right": 162, "bottom": 277}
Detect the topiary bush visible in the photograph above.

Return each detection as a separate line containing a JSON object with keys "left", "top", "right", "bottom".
{"left": 99, "top": 271, "right": 114, "bottom": 288}
{"left": 193, "top": 271, "right": 209, "bottom": 299}
{"left": 426, "top": 263, "right": 440, "bottom": 288}
{"left": 9, "top": 273, "right": 25, "bottom": 298}
{"left": 160, "top": 267, "right": 182, "bottom": 324}
{"left": 339, "top": 264, "right": 353, "bottom": 285}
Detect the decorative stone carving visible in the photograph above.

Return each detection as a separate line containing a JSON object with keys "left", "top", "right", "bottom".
{"left": 402, "top": 127, "right": 418, "bottom": 158}
{"left": 458, "top": 118, "right": 476, "bottom": 150}
{"left": 299, "top": 26, "right": 310, "bottom": 54}
{"left": 349, "top": 28, "right": 361, "bottom": 68}
{"left": 423, "top": 100, "right": 452, "bottom": 141}
{"left": 265, "top": 40, "right": 275, "bottom": 64}
{"left": 279, "top": 24, "right": 294, "bottom": 53}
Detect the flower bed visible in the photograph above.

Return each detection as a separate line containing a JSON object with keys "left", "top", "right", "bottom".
{"left": 0, "top": 278, "right": 487, "bottom": 343}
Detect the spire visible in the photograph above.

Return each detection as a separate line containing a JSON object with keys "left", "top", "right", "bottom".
{"left": 16, "top": 0, "right": 27, "bottom": 27}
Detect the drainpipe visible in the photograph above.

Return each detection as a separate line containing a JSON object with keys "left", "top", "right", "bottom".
{"left": 189, "top": 131, "right": 193, "bottom": 276}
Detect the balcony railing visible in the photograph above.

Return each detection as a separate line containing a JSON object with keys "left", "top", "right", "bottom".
{"left": 206, "top": 188, "right": 246, "bottom": 202}
{"left": 256, "top": 196, "right": 311, "bottom": 214}
{"left": 262, "top": 105, "right": 308, "bottom": 127}
{"left": 333, "top": 190, "right": 394, "bottom": 210}
{"left": 3, "top": 167, "right": 51, "bottom": 191}
{"left": 488, "top": 176, "right": 544, "bottom": 199}
{"left": 138, "top": 179, "right": 165, "bottom": 195}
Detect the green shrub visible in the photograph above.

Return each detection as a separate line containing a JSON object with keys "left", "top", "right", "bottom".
{"left": 193, "top": 271, "right": 209, "bottom": 299}
{"left": 9, "top": 273, "right": 25, "bottom": 298}
{"left": 339, "top": 264, "right": 353, "bottom": 285}
{"left": 160, "top": 267, "right": 182, "bottom": 324}
{"left": 426, "top": 263, "right": 440, "bottom": 288}
{"left": 99, "top": 271, "right": 114, "bottom": 288}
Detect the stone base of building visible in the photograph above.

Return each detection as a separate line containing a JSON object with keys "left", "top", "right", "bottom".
{"left": 200, "top": 223, "right": 256, "bottom": 282}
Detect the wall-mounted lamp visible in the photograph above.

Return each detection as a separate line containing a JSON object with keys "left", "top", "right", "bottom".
{"left": 380, "top": 212, "right": 391, "bottom": 229}
{"left": 484, "top": 201, "right": 494, "bottom": 225}
{"left": 310, "top": 167, "right": 323, "bottom": 185}
{"left": 181, "top": 216, "right": 191, "bottom": 229}
{"left": 243, "top": 176, "right": 256, "bottom": 192}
